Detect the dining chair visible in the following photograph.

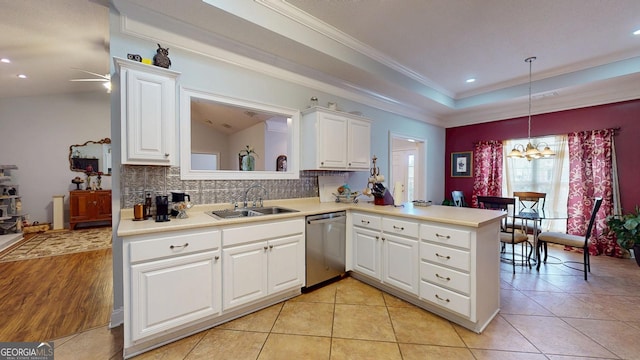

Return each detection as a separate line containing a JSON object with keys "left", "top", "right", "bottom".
{"left": 536, "top": 197, "right": 603, "bottom": 280}
{"left": 510, "top": 192, "right": 547, "bottom": 235}
{"left": 477, "top": 196, "right": 532, "bottom": 274}
{"left": 451, "top": 190, "right": 467, "bottom": 207}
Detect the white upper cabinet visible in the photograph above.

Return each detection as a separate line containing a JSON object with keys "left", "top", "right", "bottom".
{"left": 300, "top": 107, "right": 371, "bottom": 171}
{"left": 115, "top": 57, "right": 180, "bottom": 165}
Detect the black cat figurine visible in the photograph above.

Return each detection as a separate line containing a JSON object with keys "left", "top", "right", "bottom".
{"left": 153, "top": 44, "right": 171, "bottom": 69}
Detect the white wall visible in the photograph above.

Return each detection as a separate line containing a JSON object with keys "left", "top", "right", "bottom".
{"left": 0, "top": 91, "right": 111, "bottom": 225}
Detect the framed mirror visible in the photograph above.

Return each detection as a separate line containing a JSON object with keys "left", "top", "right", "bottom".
{"left": 179, "top": 87, "right": 300, "bottom": 180}
{"left": 69, "top": 138, "right": 112, "bottom": 175}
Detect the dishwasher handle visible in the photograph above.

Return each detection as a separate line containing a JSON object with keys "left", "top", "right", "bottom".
{"left": 307, "top": 215, "right": 346, "bottom": 225}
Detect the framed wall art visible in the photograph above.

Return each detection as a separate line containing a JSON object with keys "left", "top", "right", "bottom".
{"left": 451, "top": 151, "right": 473, "bottom": 177}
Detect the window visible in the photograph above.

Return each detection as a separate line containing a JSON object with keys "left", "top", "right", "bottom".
{"left": 503, "top": 135, "right": 569, "bottom": 232}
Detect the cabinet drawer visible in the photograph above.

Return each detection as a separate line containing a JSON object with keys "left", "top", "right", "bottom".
{"left": 223, "top": 219, "right": 304, "bottom": 247}
{"left": 351, "top": 213, "right": 381, "bottom": 230}
{"left": 420, "top": 262, "right": 470, "bottom": 295}
{"left": 382, "top": 217, "right": 419, "bottom": 238}
{"left": 420, "top": 281, "right": 471, "bottom": 318}
{"left": 129, "top": 228, "right": 221, "bottom": 263}
{"left": 420, "top": 224, "right": 471, "bottom": 249}
{"left": 420, "top": 242, "right": 470, "bottom": 272}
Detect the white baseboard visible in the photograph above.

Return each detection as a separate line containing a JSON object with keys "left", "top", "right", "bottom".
{"left": 109, "top": 307, "right": 124, "bottom": 328}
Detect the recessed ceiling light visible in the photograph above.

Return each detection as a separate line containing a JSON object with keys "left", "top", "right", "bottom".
{"left": 634, "top": 29, "right": 640, "bottom": 35}
{"left": 17, "top": 74, "right": 27, "bottom": 79}
{"left": 466, "top": 78, "right": 476, "bottom": 83}
{"left": 1, "top": 58, "right": 10, "bottom": 63}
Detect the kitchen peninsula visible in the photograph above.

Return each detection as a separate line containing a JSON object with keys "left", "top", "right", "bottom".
{"left": 118, "top": 198, "right": 505, "bottom": 358}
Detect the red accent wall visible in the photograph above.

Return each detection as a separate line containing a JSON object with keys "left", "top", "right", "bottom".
{"left": 445, "top": 99, "right": 640, "bottom": 212}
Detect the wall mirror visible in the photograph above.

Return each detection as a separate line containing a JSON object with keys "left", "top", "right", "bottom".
{"left": 179, "top": 87, "right": 300, "bottom": 180}
{"left": 69, "top": 138, "right": 112, "bottom": 175}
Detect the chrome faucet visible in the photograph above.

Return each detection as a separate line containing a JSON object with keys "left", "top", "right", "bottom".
{"left": 243, "top": 184, "right": 267, "bottom": 208}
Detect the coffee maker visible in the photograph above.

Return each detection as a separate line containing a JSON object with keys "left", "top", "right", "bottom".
{"left": 155, "top": 195, "right": 170, "bottom": 222}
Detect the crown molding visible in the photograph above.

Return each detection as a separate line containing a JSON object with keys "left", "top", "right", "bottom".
{"left": 255, "top": 0, "right": 452, "bottom": 98}
{"left": 113, "top": 2, "right": 443, "bottom": 126}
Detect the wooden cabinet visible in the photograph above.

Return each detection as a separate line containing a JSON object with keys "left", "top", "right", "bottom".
{"left": 222, "top": 219, "right": 304, "bottom": 311}
{"left": 301, "top": 107, "right": 371, "bottom": 170}
{"left": 69, "top": 190, "right": 111, "bottom": 230}
{"left": 124, "top": 228, "right": 221, "bottom": 344}
{"left": 115, "top": 57, "right": 180, "bottom": 166}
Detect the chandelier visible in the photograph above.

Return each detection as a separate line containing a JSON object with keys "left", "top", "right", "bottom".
{"left": 507, "top": 56, "right": 556, "bottom": 161}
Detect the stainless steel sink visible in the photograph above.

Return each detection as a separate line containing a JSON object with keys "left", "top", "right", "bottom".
{"left": 208, "top": 209, "right": 263, "bottom": 219}
{"left": 207, "top": 206, "right": 298, "bottom": 219}
{"left": 251, "top": 206, "right": 299, "bottom": 215}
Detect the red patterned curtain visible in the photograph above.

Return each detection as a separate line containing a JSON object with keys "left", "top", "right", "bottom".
{"left": 472, "top": 141, "right": 503, "bottom": 207}
{"left": 567, "top": 129, "right": 619, "bottom": 256}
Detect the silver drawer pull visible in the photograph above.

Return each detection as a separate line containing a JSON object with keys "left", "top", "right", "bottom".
{"left": 361, "top": 220, "right": 370, "bottom": 224}
{"left": 435, "top": 294, "right": 450, "bottom": 303}
{"left": 393, "top": 225, "right": 404, "bottom": 230}
{"left": 170, "top": 243, "right": 189, "bottom": 249}
{"left": 435, "top": 253, "right": 451, "bottom": 260}
{"left": 436, "top": 233, "right": 451, "bottom": 239}
{"left": 435, "top": 273, "right": 451, "bottom": 281}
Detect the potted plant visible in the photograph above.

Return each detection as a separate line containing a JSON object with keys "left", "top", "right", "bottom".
{"left": 238, "top": 145, "right": 258, "bottom": 171}
{"left": 606, "top": 206, "right": 640, "bottom": 266}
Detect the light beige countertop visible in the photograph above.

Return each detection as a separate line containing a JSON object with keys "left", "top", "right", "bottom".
{"left": 117, "top": 197, "right": 505, "bottom": 237}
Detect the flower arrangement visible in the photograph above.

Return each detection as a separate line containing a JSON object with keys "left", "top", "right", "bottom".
{"left": 238, "top": 145, "right": 258, "bottom": 158}
{"left": 606, "top": 206, "right": 640, "bottom": 249}
{"left": 238, "top": 145, "right": 258, "bottom": 171}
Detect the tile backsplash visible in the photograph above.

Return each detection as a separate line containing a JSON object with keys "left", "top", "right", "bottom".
{"left": 120, "top": 165, "right": 346, "bottom": 208}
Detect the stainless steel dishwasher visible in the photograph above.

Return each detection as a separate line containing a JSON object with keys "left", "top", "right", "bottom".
{"left": 304, "top": 211, "right": 346, "bottom": 289}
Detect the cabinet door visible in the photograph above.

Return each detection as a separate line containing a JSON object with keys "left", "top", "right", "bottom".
{"left": 122, "top": 68, "right": 175, "bottom": 165}
{"left": 317, "top": 113, "right": 348, "bottom": 168}
{"left": 95, "top": 191, "right": 112, "bottom": 220}
{"left": 268, "top": 234, "right": 304, "bottom": 293}
{"left": 69, "top": 192, "right": 92, "bottom": 221}
{"left": 352, "top": 227, "right": 382, "bottom": 280}
{"left": 222, "top": 241, "right": 268, "bottom": 310}
{"left": 347, "top": 118, "right": 371, "bottom": 169}
{"left": 383, "top": 233, "right": 419, "bottom": 295}
{"left": 130, "top": 250, "right": 221, "bottom": 341}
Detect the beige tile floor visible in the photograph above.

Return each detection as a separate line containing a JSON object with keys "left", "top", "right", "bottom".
{"left": 53, "top": 244, "right": 640, "bottom": 359}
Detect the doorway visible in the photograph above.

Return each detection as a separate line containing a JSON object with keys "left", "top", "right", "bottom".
{"left": 389, "top": 132, "right": 426, "bottom": 202}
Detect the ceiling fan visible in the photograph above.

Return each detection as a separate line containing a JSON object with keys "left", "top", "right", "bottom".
{"left": 70, "top": 68, "right": 111, "bottom": 92}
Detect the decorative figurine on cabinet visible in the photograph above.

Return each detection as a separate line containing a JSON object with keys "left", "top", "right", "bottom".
{"left": 153, "top": 44, "right": 171, "bottom": 69}
{"left": 276, "top": 155, "right": 287, "bottom": 171}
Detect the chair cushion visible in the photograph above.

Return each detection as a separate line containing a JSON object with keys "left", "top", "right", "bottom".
{"left": 538, "top": 232, "right": 584, "bottom": 248}
{"left": 500, "top": 231, "right": 529, "bottom": 244}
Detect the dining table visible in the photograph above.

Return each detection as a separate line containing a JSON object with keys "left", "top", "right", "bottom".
{"left": 511, "top": 208, "right": 568, "bottom": 262}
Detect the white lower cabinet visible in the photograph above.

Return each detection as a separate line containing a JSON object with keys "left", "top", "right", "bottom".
{"left": 131, "top": 251, "right": 220, "bottom": 340}
{"left": 352, "top": 225, "right": 382, "bottom": 279}
{"left": 350, "top": 211, "right": 500, "bottom": 334}
{"left": 383, "top": 233, "right": 419, "bottom": 294}
{"left": 351, "top": 213, "right": 419, "bottom": 295}
{"left": 125, "top": 228, "right": 221, "bottom": 344}
{"left": 222, "top": 241, "right": 268, "bottom": 309}
{"left": 222, "top": 219, "right": 304, "bottom": 311}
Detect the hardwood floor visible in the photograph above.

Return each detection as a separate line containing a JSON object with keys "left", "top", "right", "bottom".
{"left": 0, "top": 239, "right": 113, "bottom": 342}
